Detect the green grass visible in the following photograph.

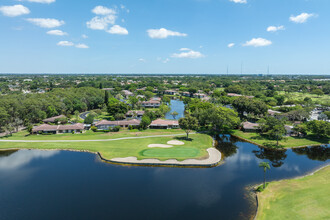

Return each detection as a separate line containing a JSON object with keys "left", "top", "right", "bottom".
{"left": 0, "top": 129, "right": 187, "bottom": 140}
{"left": 232, "top": 130, "right": 329, "bottom": 148}
{"left": 0, "top": 131, "right": 212, "bottom": 161}
{"left": 278, "top": 91, "right": 330, "bottom": 105}
{"left": 257, "top": 165, "right": 330, "bottom": 220}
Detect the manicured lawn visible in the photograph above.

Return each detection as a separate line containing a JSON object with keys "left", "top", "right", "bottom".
{"left": 0, "top": 129, "right": 187, "bottom": 140}
{"left": 232, "top": 130, "right": 329, "bottom": 148}
{"left": 278, "top": 91, "right": 330, "bottom": 105}
{"left": 0, "top": 131, "right": 212, "bottom": 161}
{"left": 257, "top": 165, "right": 330, "bottom": 220}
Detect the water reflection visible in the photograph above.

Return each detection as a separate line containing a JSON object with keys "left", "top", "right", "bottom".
{"left": 0, "top": 149, "right": 59, "bottom": 170}
{"left": 165, "top": 99, "right": 185, "bottom": 120}
{"left": 293, "top": 145, "right": 330, "bottom": 161}
{"left": 252, "top": 148, "right": 287, "bottom": 168}
{"left": 216, "top": 135, "right": 238, "bottom": 157}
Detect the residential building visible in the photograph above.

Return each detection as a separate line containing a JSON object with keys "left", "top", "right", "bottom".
{"left": 149, "top": 119, "right": 179, "bottom": 129}
{"left": 43, "top": 115, "right": 67, "bottom": 124}
{"left": 241, "top": 122, "right": 259, "bottom": 132}
{"left": 126, "top": 110, "right": 145, "bottom": 118}
{"left": 141, "top": 100, "right": 161, "bottom": 108}
{"left": 95, "top": 119, "right": 141, "bottom": 130}
{"left": 32, "top": 123, "right": 85, "bottom": 134}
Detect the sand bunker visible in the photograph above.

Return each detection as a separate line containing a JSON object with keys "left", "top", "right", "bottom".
{"left": 167, "top": 140, "right": 185, "bottom": 145}
{"left": 148, "top": 144, "right": 173, "bottom": 148}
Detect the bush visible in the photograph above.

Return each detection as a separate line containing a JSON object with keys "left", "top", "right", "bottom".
{"left": 111, "top": 126, "right": 120, "bottom": 132}
{"left": 128, "top": 125, "right": 134, "bottom": 130}
{"left": 91, "top": 126, "right": 97, "bottom": 132}
{"left": 256, "top": 183, "right": 269, "bottom": 192}
{"left": 72, "top": 131, "right": 75, "bottom": 134}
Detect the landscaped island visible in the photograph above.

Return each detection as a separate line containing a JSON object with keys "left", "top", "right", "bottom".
{"left": 0, "top": 129, "right": 220, "bottom": 166}
{"left": 256, "top": 165, "right": 330, "bottom": 220}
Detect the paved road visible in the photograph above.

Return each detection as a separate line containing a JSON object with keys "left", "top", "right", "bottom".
{"left": 79, "top": 111, "right": 90, "bottom": 120}
{"left": 0, "top": 133, "right": 195, "bottom": 143}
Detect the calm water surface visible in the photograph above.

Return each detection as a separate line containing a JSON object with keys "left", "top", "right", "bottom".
{"left": 165, "top": 99, "right": 185, "bottom": 120}
{"left": 0, "top": 137, "right": 328, "bottom": 220}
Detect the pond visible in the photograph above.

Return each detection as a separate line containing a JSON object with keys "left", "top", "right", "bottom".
{"left": 165, "top": 99, "right": 185, "bottom": 120}
{"left": 0, "top": 137, "right": 328, "bottom": 220}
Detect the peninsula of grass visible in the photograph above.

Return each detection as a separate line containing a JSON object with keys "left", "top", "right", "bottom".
{"left": 256, "top": 165, "right": 330, "bottom": 220}
{"left": 0, "top": 129, "right": 213, "bottom": 161}
{"left": 232, "top": 130, "right": 329, "bottom": 149}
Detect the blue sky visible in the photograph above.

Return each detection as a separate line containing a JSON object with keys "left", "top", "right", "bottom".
{"left": 0, "top": 0, "right": 329, "bottom": 74}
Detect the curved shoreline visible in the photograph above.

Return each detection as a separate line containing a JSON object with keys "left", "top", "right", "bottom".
{"left": 252, "top": 164, "right": 330, "bottom": 220}
{"left": 99, "top": 148, "right": 222, "bottom": 167}
{"left": 231, "top": 134, "right": 329, "bottom": 150}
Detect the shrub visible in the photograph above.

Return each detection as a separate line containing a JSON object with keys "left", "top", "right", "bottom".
{"left": 256, "top": 183, "right": 269, "bottom": 192}
{"left": 91, "top": 126, "right": 97, "bottom": 132}
{"left": 111, "top": 126, "right": 120, "bottom": 132}
{"left": 128, "top": 125, "right": 134, "bottom": 130}
{"left": 72, "top": 131, "right": 75, "bottom": 134}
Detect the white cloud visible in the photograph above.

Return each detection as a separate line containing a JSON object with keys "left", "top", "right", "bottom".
{"left": 138, "top": 58, "right": 146, "bottom": 62}
{"left": 267, "top": 25, "right": 285, "bottom": 32}
{"left": 82, "top": 34, "right": 88, "bottom": 39}
{"left": 290, "top": 13, "right": 315, "bottom": 23}
{"left": 0, "top": 5, "right": 30, "bottom": 17}
{"left": 86, "top": 15, "right": 116, "bottom": 30}
{"left": 46, "top": 29, "right": 67, "bottom": 36}
{"left": 147, "top": 28, "right": 187, "bottom": 39}
{"left": 243, "top": 38, "right": 272, "bottom": 47}
{"left": 75, "top": 43, "right": 89, "bottom": 49}
{"left": 180, "top": 48, "right": 191, "bottom": 51}
{"left": 57, "top": 41, "right": 74, "bottom": 46}
{"left": 92, "top": 6, "right": 116, "bottom": 15}
{"left": 26, "top": 18, "right": 65, "bottom": 28}
{"left": 230, "top": 0, "right": 247, "bottom": 4}
{"left": 107, "top": 25, "right": 128, "bottom": 35}
{"left": 228, "top": 43, "right": 235, "bottom": 48}
{"left": 24, "top": 0, "right": 56, "bottom": 3}
{"left": 171, "top": 49, "right": 204, "bottom": 59}
{"left": 163, "top": 58, "right": 170, "bottom": 63}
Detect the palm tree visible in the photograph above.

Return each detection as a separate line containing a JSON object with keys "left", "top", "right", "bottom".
{"left": 259, "top": 162, "right": 271, "bottom": 189}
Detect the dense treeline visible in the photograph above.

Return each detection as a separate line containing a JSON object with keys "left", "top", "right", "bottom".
{"left": 0, "top": 87, "right": 104, "bottom": 131}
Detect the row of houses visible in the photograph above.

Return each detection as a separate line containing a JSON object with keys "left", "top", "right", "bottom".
{"left": 94, "top": 119, "right": 179, "bottom": 130}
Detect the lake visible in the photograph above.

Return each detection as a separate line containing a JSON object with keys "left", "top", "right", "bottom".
{"left": 165, "top": 99, "right": 185, "bottom": 120}
{"left": 0, "top": 137, "right": 328, "bottom": 220}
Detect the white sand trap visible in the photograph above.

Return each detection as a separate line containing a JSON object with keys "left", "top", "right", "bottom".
{"left": 148, "top": 144, "right": 173, "bottom": 148}
{"left": 167, "top": 140, "right": 185, "bottom": 145}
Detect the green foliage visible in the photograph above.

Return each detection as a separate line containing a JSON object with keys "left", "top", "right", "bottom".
{"left": 91, "top": 126, "right": 97, "bottom": 132}
{"left": 232, "top": 97, "right": 268, "bottom": 118}
{"left": 171, "top": 111, "right": 179, "bottom": 119}
{"left": 307, "top": 120, "right": 330, "bottom": 137}
{"left": 111, "top": 126, "right": 120, "bottom": 132}
{"left": 84, "top": 114, "right": 94, "bottom": 124}
{"left": 179, "top": 114, "right": 198, "bottom": 139}
{"left": 140, "top": 115, "right": 151, "bottom": 130}
{"left": 107, "top": 101, "right": 129, "bottom": 116}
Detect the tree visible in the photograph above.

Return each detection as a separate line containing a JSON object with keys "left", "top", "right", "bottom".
{"left": 162, "top": 96, "right": 171, "bottom": 104}
{"left": 293, "top": 123, "right": 308, "bottom": 137}
{"left": 99, "top": 83, "right": 103, "bottom": 89}
{"left": 104, "top": 90, "right": 109, "bottom": 105}
{"left": 269, "top": 124, "right": 286, "bottom": 146}
{"left": 307, "top": 120, "right": 330, "bottom": 138}
{"left": 128, "top": 96, "right": 139, "bottom": 109}
{"left": 140, "top": 115, "right": 151, "bottom": 130}
{"left": 259, "top": 162, "right": 271, "bottom": 189}
{"left": 84, "top": 114, "right": 94, "bottom": 124}
{"left": 171, "top": 111, "right": 179, "bottom": 119}
{"left": 318, "top": 113, "right": 328, "bottom": 121}
{"left": 107, "top": 101, "right": 128, "bottom": 116}
{"left": 179, "top": 115, "right": 198, "bottom": 139}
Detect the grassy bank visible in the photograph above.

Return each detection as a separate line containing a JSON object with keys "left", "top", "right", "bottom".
{"left": 256, "top": 165, "right": 330, "bottom": 220}
{"left": 232, "top": 130, "right": 329, "bottom": 148}
{"left": 0, "top": 130, "right": 212, "bottom": 161}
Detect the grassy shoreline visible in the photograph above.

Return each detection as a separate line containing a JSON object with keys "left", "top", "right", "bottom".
{"left": 256, "top": 165, "right": 330, "bottom": 220}
{"left": 232, "top": 130, "right": 329, "bottom": 149}
{"left": 0, "top": 130, "right": 213, "bottom": 161}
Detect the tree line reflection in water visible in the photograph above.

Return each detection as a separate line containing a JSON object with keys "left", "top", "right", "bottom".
{"left": 215, "top": 135, "right": 329, "bottom": 168}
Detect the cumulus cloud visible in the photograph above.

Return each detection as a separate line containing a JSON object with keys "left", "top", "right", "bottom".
{"left": 290, "top": 13, "right": 315, "bottom": 23}
{"left": 26, "top": 18, "right": 65, "bottom": 28}
{"left": 46, "top": 29, "right": 67, "bottom": 36}
{"left": 171, "top": 48, "right": 204, "bottom": 59}
{"left": 180, "top": 48, "right": 191, "bottom": 51}
{"left": 230, "top": 0, "right": 247, "bottom": 4}
{"left": 243, "top": 38, "right": 272, "bottom": 47}
{"left": 57, "top": 41, "right": 74, "bottom": 46}
{"left": 147, "top": 28, "right": 187, "bottom": 39}
{"left": 0, "top": 5, "right": 30, "bottom": 17}
{"left": 228, "top": 43, "right": 235, "bottom": 48}
{"left": 75, "top": 43, "right": 89, "bottom": 49}
{"left": 92, "top": 6, "right": 116, "bottom": 15}
{"left": 86, "top": 15, "right": 116, "bottom": 30}
{"left": 267, "top": 25, "right": 285, "bottom": 32}
{"left": 107, "top": 25, "right": 128, "bottom": 35}
{"left": 24, "top": 0, "right": 56, "bottom": 3}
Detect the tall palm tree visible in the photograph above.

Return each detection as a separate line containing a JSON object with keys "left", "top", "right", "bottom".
{"left": 259, "top": 162, "right": 271, "bottom": 188}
